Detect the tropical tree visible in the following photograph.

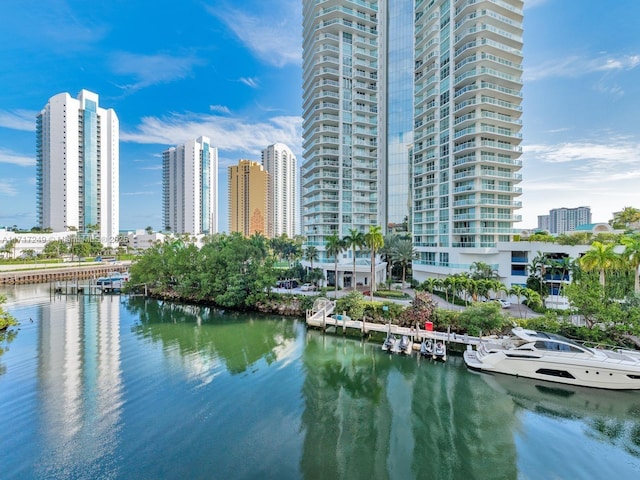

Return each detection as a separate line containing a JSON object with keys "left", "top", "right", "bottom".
{"left": 391, "top": 238, "right": 416, "bottom": 289}
{"left": 343, "top": 228, "right": 365, "bottom": 291}
{"left": 509, "top": 285, "right": 529, "bottom": 318}
{"left": 363, "top": 226, "right": 384, "bottom": 300}
{"left": 521, "top": 289, "right": 542, "bottom": 317}
{"left": 528, "top": 251, "right": 548, "bottom": 296}
{"left": 621, "top": 234, "right": 640, "bottom": 294}
{"left": 421, "top": 277, "right": 441, "bottom": 295}
{"left": 304, "top": 246, "right": 319, "bottom": 270}
{"left": 579, "top": 241, "right": 621, "bottom": 288}
{"left": 610, "top": 206, "right": 640, "bottom": 230}
{"left": 379, "top": 234, "right": 399, "bottom": 286}
{"left": 469, "top": 261, "right": 498, "bottom": 280}
{"left": 325, "top": 233, "right": 346, "bottom": 298}
{"left": 0, "top": 294, "right": 18, "bottom": 331}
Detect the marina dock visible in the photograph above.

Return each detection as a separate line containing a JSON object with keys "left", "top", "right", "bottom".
{"left": 305, "top": 299, "right": 480, "bottom": 347}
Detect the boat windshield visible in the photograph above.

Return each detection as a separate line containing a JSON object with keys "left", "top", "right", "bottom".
{"left": 517, "top": 330, "right": 593, "bottom": 354}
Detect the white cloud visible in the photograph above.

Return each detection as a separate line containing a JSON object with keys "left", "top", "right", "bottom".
{"left": 0, "top": 181, "right": 18, "bottom": 196}
{"left": 0, "top": 148, "right": 35, "bottom": 166}
{"left": 525, "top": 53, "right": 640, "bottom": 82}
{"left": 210, "top": 105, "right": 231, "bottom": 114}
{"left": 121, "top": 112, "right": 302, "bottom": 158}
{"left": 0, "top": 110, "right": 38, "bottom": 132}
{"left": 239, "top": 77, "right": 259, "bottom": 88}
{"left": 519, "top": 136, "right": 640, "bottom": 224}
{"left": 110, "top": 52, "right": 205, "bottom": 93}
{"left": 208, "top": 1, "right": 301, "bottom": 67}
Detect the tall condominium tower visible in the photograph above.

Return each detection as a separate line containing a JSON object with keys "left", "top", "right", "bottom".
{"left": 228, "top": 160, "right": 270, "bottom": 237}
{"left": 36, "top": 90, "right": 119, "bottom": 243}
{"left": 261, "top": 143, "right": 298, "bottom": 238}
{"left": 162, "top": 136, "right": 218, "bottom": 235}
{"left": 302, "top": 1, "right": 413, "bottom": 263}
{"left": 412, "top": 0, "right": 523, "bottom": 280}
{"left": 549, "top": 206, "right": 591, "bottom": 234}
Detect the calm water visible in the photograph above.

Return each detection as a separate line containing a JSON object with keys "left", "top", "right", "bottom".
{"left": 2, "top": 285, "right": 640, "bottom": 480}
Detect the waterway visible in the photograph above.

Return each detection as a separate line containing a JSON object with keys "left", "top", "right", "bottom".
{"left": 1, "top": 285, "right": 640, "bottom": 479}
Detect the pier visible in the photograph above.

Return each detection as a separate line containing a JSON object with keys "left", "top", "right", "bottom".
{"left": 0, "top": 263, "right": 129, "bottom": 286}
{"left": 305, "top": 299, "right": 481, "bottom": 348}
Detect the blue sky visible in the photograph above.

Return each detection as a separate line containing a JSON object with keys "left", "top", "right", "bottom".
{"left": 0, "top": 0, "right": 639, "bottom": 232}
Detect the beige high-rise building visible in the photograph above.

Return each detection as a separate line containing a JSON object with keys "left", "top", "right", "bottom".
{"left": 228, "top": 160, "right": 270, "bottom": 237}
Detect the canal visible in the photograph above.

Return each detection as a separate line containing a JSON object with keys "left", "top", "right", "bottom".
{"left": 1, "top": 285, "right": 640, "bottom": 479}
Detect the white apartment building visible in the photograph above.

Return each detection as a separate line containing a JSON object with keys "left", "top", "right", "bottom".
{"left": 162, "top": 136, "right": 218, "bottom": 235}
{"left": 36, "top": 90, "right": 119, "bottom": 245}
{"left": 549, "top": 206, "right": 591, "bottom": 234}
{"left": 412, "top": 0, "right": 524, "bottom": 282}
{"left": 261, "top": 143, "right": 298, "bottom": 238}
{"left": 302, "top": 0, "right": 524, "bottom": 286}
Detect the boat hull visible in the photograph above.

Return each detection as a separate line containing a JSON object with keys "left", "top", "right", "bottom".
{"left": 464, "top": 349, "right": 640, "bottom": 390}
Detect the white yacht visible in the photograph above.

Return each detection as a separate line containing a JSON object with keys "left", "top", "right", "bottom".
{"left": 463, "top": 327, "right": 640, "bottom": 390}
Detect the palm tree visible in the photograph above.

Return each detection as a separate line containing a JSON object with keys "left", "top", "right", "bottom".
{"left": 363, "top": 225, "right": 384, "bottom": 300}
{"left": 391, "top": 238, "right": 416, "bottom": 289}
{"left": 343, "top": 228, "right": 365, "bottom": 291}
{"left": 579, "top": 241, "right": 621, "bottom": 288}
{"left": 469, "top": 261, "right": 498, "bottom": 280}
{"left": 304, "top": 246, "right": 319, "bottom": 270}
{"left": 521, "top": 289, "right": 543, "bottom": 317}
{"left": 379, "top": 234, "right": 399, "bottom": 287}
{"left": 422, "top": 277, "right": 441, "bottom": 294}
{"left": 325, "top": 233, "right": 346, "bottom": 298}
{"left": 610, "top": 206, "right": 640, "bottom": 230}
{"left": 621, "top": 234, "right": 640, "bottom": 293}
{"left": 509, "top": 285, "right": 529, "bottom": 318}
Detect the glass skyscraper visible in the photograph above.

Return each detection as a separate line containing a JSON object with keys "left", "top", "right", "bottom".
{"left": 36, "top": 90, "right": 119, "bottom": 245}
{"left": 302, "top": 0, "right": 524, "bottom": 283}
{"left": 162, "top": 136, "right": 219, "bottom": 235}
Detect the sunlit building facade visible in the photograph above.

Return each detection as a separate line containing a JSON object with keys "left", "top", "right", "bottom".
{"left": 36, "top": 90, "right": 119, "bottom": 244}
{"left": 162, "top": 136, "right": 218, "bottom": 235}
{"left": 261, "top": 143, "right": 297, "bottom": 238}
{"left": 412, "top": 0, "right": 524, "bottom": 281}
{"left": 228, "top": 160, "right": 270, "bottom": 237}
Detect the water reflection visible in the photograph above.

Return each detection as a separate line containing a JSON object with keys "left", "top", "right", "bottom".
{"left": 299, "top": 333, "right": 519, "bottom": 479}
{"left": 125, "top": 297, "right": 299, "bottom": 378}
{"left": 37, "top": 294, "right": 123, "bottom": 479}
{"left": 479, "top": 372, "right": 640, "bottom": 456}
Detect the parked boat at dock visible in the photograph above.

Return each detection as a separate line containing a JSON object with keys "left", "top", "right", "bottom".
{"left": 382, "top": 334, "right": 398, "bottom": 353}
{"left": 464, "top": 327, "right": 640, "bottom": 390}
{"left": 420, "top": 339, "right": 434, "bottom": 357}
{"left": 433, "top": 341, "right": 447, "bottom": 361}
{"left": 399, "top": 335, "right": 413, "bottom": 355}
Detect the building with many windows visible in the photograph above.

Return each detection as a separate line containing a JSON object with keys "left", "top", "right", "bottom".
{"left": 162, "top": 136, "right": 218, "bottom": 235}
{"left": 302, "top": 0, "right": 524, "bottom": 286}
{"left": 36, "top": 90, "right": 119, "bottom": 244}
{"left": 261, "top": 143, "right": 298, "bottom": 238}
{"left": 228, "top": 160, "right": 270, "bottom": 237}
{"left": 548, "top": 206, "right": 591, "bottom": 235}
{"left": 411, "top": 0, "right": 524, "bottom": 282}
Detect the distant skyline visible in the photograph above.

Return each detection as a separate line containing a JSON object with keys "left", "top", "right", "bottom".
{"left": 1, "top": 0, "right": 639, "bottom": 231}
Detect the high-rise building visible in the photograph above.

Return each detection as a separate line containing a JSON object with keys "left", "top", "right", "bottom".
{"left": 302, "top": 0, "right": 524, "bottom": 284}
{"left": 411, "top": 0, "right": 524, "bottom": 280}
{"left": 36, "top": 90, "right": 119, "bottom": 244}
{"left": 302, "top": 0, "right": 406, "bottom": 288}
{"left": 228, "top": 160, "right": 270, "bottom": 237}
{"left": 261, "top": 143, "right": 297, "bottom": 238}
{"left": 549, "top": 206, "right": 591, "bottom": 234}
{"left": 162, "top": 136, "right": 218, "bottom": 235}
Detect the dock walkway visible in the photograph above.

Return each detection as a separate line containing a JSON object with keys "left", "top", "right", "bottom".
{"left": 305, "top": 299, "right": 480, "bottom": 347}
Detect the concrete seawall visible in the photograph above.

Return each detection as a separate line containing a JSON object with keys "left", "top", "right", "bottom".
{"left": 0, "top": 263, "right": 130, "bottom": 285}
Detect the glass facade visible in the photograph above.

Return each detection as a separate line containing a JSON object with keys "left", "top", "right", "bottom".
{"left": 82, "top": 99, "right": 99, "bottom": 231}
{"left": 201, "top": 142, "right": 211, "bottom": 234}
{"left": 384, "top": 0, "right": 414, "bottom": 231}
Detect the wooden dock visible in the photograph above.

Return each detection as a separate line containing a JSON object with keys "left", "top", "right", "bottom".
{"left": 305, "top": 300, "right": 480, "bottom": 347}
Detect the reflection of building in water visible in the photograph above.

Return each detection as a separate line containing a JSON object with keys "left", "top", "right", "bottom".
{"left": 300, "top": 333, "right": 518, "bottom": 477}
{"left": 38, "top": 295, "right": 122, "bottom": 477}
